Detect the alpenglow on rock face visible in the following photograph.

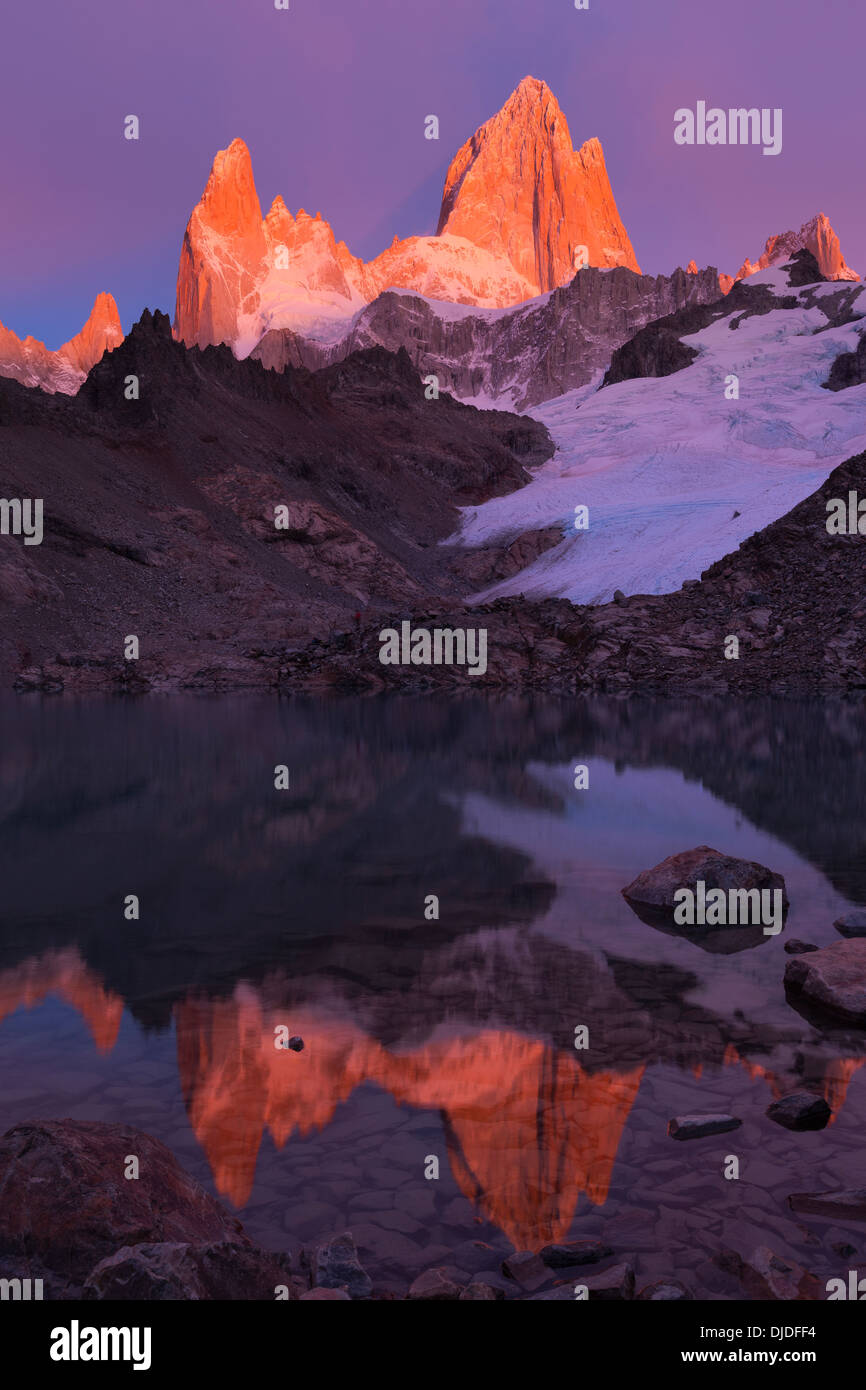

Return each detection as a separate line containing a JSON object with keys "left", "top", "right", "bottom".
{"left": 174, "top": 77, "right": 640, "bottom": 354}
{"left": 0, "top": 292, "right": 122, "bottom": 395}
{"left": 437, "top": 76, "right": 640, "bottom": 291}
{"left": 732, "top": 213, "right": 859, "bottom": 286}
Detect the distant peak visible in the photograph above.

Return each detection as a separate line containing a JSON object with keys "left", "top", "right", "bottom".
{"left": 206, "top": 138, "right": 253, "bottom": 179}
{"left": 436, "top": 76, "right": 639, "bottom": 289}
{"left": 731, "top": 211, "right": 859, "bottom": 286}
{"left": 485, "top": 75, "right": 563, "bottom": 131}
{"left": 511, "top": 75, "right": 555, "bottom": 101}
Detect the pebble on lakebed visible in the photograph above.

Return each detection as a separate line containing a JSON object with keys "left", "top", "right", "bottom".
{"left": 668, "top": 1114, "right": 742, "bottom": 1140}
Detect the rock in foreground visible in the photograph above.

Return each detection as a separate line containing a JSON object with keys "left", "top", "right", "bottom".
{"left": 834, "top": 911, "right": 866, "bottom": 939}
{"left": 623, "top": 846, "right": 788, "bottom": 922}
{"left": 311, "top": 1232, "right": 372, "bottom": 1299}
{"left": 766, "top": 1093, "right": 831, "bottom": 1131}
{"left": 502, "top": 1249, "right": 549, "bottom": 1291}
{"left": 0, "top": 1120, "right": 251, "bottom": 1295}
{"left": 717, "top": 1246, "right": 820, "bottom": 1300}
{"left": 459, "top": 1281, "right": 505, "bottom": 1300}
{"left": 83, "top": 1240, "right": 290, "bottom": 1301}
{"left": 668, "top": 1114, "right": 742, "bottom": 1141}
{"left": 788, "top": 1189, "right": 866, "bottom": 1221}
{"left": 637, "top": 1280, "right": 692, "bottom": 1301}
{"left": 408, "top": 1267, "right": 464, "bottom": 1300}
{"left": 540, "top": 1239, "right": 613, "bottom": 1268}
{"left": 784, "top": 940, "right": 866, "bottom": 1024}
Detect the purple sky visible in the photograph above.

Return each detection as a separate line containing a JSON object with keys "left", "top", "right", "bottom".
{"left": 1, "top": 0, "right": 863, "bottom": 347}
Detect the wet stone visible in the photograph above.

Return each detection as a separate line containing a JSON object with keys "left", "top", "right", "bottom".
{"left": 716, "top": 1246, "right": 820, "bottom": 1301}
{"left": 580, "top": 1261, "right": 636, "bottom": 1301}
{"left": 668, "top": 1114, "right": 742, "bottom": 1140}
{"left": 636, "top": 1280, "right": 692, "bottom": 1301}
{"left": 784, "top": 940, "right": 866, "bottom": 1024}
{"left": 408, "top": 1267, "right": 464, "bottom": 1300}
{"left": 311, "top": 1231, "right": 372, "bottom": 1299}
{"left": 501, "top": 1249, "right": 550, "bottom": 1291}
{"left": 766, "top": 1093, "right": 831, "bottom": 1131}
{"left": 459, "top": 1281, "right": 505, "bottom": 1300}
{"left": 540, "top": 1239, "right": 613, "bottom": 1269}
{"left": 788, "top": 1189, "right": 866, "bottom": 1221}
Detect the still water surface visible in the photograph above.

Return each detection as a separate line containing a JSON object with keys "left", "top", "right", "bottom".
{"left": 1, "top": 696, "right": 865, "bottom": 1296}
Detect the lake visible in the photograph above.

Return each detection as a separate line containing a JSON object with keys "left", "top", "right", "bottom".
{"left": 1, "top": 694, "right": 865, "bottom": 1297}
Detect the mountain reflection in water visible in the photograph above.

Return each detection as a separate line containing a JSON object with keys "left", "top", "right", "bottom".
{"left": 1, "top": 695, "right": 866, "bottom": 1294}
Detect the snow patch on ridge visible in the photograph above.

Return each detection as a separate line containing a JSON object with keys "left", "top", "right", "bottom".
{"left": 453, "top": 284, "right": 866, "bottom": 607}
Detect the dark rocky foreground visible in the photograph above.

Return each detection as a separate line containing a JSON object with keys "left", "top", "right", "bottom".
{"left": 0, "top": 1119, "right": 675, "bottom": 1299}
{"left": 0, "top": 310, "right": 551, "bottom": 690}
{"left": 0, "top": 1116, "right": 847, "bottom": 1301}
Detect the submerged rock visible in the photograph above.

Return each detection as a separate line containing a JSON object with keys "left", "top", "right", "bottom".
{"left": 408, "top": 1267, "right": 464, "bottom": 1300}
{"left": 529, "top": 1283, "right": 581, "bottom": 1300}
{"left": 784, "top": 940, "right": 866, "bottom": 1024}
{"left": 788, "top": 1189, "right": 866, "bottom": 1221}
{"left": 637, "top": 1280, "right": 692, "bottom": 1301}
{"left": 766, "top": 1093, "right": 831, "bottom": 1131}
{"left": 459, "top": 1281, "right": 505, "bottom": 1301}
{"left": 531, "top": 1263, "right": 635, "bottom": 1300}
{"left": 717, "top": 1246, "right": 820, "bottom": 1300}
{"left": 540, "top": 1239, "right": 613, "bottom": 1269}
{"left": 580, "top": 1261, "right": 635, "bottom": 1300}
{"left": 668, "top": 1114, "right": 741, "bottom": 1141}
{"left": 502, "top": 1249, "right": 549, "bottom": 1291}
{"left": 833, "top": 911, "right": 866, "bottom": 939}
{"left": 312, "top": 1231, "right": 372, "bottom": 1299}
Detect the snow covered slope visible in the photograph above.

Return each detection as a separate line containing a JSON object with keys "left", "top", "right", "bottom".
{"left": 453, "top": 266, "right": 866, "bottom": 606}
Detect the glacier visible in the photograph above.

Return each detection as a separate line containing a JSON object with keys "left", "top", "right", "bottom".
{"left": 452, "top": 271, "right": 866, "bottom": 607}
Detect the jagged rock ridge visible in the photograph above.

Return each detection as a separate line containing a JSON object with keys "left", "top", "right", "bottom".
{"left": 0, "top": 312, "right": 552, "bottom": 691}
{"left": 254, "top": 263, "right": 722, "bottom": 411}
